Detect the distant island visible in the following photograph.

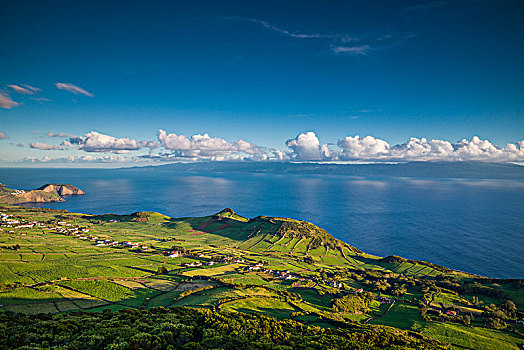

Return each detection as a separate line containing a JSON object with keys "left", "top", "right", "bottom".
{"left": 126, "top": 161, "right": 524, "bottom": 180}
{"left": 0, "top": 183, "right": 84, "bottom": 204}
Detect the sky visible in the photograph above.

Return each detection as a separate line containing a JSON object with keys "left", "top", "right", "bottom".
{"left": 1, "top": 0, "right": 523, "bottom": 166}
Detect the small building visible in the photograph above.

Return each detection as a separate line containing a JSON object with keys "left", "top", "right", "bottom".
{"left": 330, "top": 281, "right": 343, "bottom": 288}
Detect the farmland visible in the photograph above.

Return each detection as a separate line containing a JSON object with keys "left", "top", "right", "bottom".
{"left": 0, "top": 204, "right": 523, "bottom": 349}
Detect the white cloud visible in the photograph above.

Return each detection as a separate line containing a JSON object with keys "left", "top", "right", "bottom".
{"left": 47, "top": 131, "right": 76, "bottom": 138}
{"left": 140, "top": 140, "right": 160, "bottom": 150}
{"left": 157, "top": 129, "right": 269, "bottom": 160}
{"left": 22, "top": 84, "right": 41, "bottom": 93}
{"left": 65, "top": 131, "right": 139, "bottom": 153}
{"left": 55, "top": 82, "right": 94, "bottom": 97}
{"left": 31, "top": 97, "right": 52, "bottom": 103}
{"left": 450, "top": 136, "right": 524, "bottom": 161}
{"left": 338, "top": 135, "right": 390, "bottom": 159}
{"left": 7, "top": 84, "right": 40, "bottom": 95}
{"left": 331, "top": 45, "right": 370, "bottom": 55}
{"left": 273, "top": 150, "right": 285, "bottom": 161}
{"left": 0, "top": 92, "right": 19, "bottom": 109}
{"left": 157, "top": 129, "right": 191, "bottom": 150}
{"left": 239, "top": 18, "right": 345, "bottom": 40}
{"left": 390, "top": 137, "right": 455, "bottom": 160}
{"left": 0, "top": 131, "right": 7, "bottom": 140}
{"left": 30, "top": 142, "right": 63, "bottom": 150}
{"left": 286, "top": 132, "right": 332, "bottom": 160}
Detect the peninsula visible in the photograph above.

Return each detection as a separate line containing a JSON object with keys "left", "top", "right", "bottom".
{"left": 0, "top": 196, "right": 522, "bottom": 349}
{"left": 0, "top": 183, "right": 84, "bottom": 204}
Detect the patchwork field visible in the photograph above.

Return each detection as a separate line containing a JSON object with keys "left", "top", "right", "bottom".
{"left": 0, "top": 204, "right": 522, "bottom": 350}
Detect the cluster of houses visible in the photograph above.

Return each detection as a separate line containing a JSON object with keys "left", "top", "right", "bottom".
{"left": 53, "top": 224, "right": 89, "bottom": 236}
{"left": 225, "top": 257, "right": 245, "bottom": 263}
{"left": 0, "top": 212, "right": 47, "bottom": 231}
{"left": 165, "top": 250, "right": 182, "bottom": 258}
{"left": 93, "top": 239, "right": 149, "bottom": 250}
{"left": 182, "top": 260, "right": 218, "bottom": 267}
{"left": 0, "top": 211, "right": 154, "bottom": 253}
{"left": 247, "top": 264, "right": 297, "bottom": 280}
{"left": 0, "top": 212, "right": 92, "bottom": 237}
{"left": 64, "top": 233, "right": 152, "bottom": 252}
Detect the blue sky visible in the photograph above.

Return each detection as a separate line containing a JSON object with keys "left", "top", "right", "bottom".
{"left": 1, "top": 0, "right": 523, "bottom": 165}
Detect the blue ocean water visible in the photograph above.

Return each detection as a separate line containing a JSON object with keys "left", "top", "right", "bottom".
{"left": 1, "top": 166, "right": 523, "bottom": 278}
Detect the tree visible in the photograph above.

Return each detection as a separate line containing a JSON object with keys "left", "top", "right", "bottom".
{"left": 462, "top": 315, "right": 471, "bottom": 326}
{"left": 485, "top": 317, "right": 506, "bottom": 329}
{"left": 130, "top": 333, "right": 161, "bottom": 350}
{"left": 156, "top": 266, "right": 168, "bottom": 275}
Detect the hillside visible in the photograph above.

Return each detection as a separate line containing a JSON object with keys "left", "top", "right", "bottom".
{"left": 0, "top": 204, "right": 522, "bottom": 350}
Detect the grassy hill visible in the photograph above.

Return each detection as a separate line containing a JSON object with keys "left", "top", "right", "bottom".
{"left": 0, "top": 204, "right": 523, "bottom": 349}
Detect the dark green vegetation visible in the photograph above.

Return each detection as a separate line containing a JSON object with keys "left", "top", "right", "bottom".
{"left": 0, "top": 203, "right": 523, "bottom": 349}
{"left": 0, "top": 307, "right": 446, "bottom": 349}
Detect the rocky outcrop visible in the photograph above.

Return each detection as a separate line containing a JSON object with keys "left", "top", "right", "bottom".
{"left": 37, "top": 184, "right": 85, "bottom": 196}
{"left": 0, "top": 183, "right": 84, "bottom": 204}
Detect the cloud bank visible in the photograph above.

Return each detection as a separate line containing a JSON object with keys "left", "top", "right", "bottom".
{"left": 286, "top": 132, "right": 524, "bottom": 162}
{"left": 4, "top": 128, "right": 523, "bottom": 164}
{"left": 157, "top": 129, "right": 270, "bottom": 161}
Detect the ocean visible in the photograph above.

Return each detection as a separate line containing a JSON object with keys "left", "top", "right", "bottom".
{"left": 1, "top": 163, "right": 523, "bottom": 279}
